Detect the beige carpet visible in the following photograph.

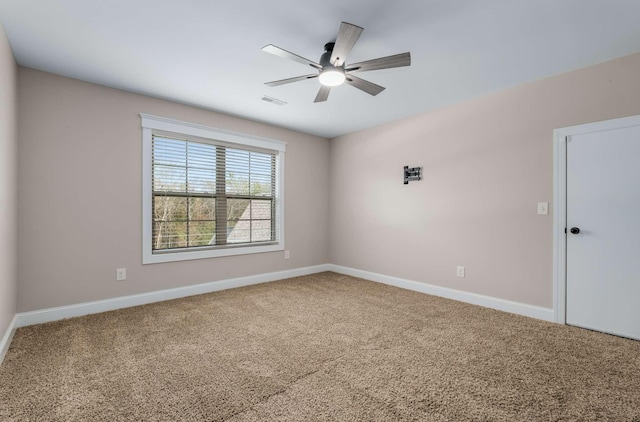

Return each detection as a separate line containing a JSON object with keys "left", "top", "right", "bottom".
{"left": 1, "top": 272, "right": 639, "bottom": 421}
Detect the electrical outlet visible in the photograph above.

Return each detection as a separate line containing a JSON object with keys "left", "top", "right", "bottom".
{"left": 116, "top": 268, "right": 126, "bottom": 281}
{"left": 456, "top": 266, "right": 465, "bottom": 278}
{"left": 284, "top": 250, "right": 290, "bottom": 259}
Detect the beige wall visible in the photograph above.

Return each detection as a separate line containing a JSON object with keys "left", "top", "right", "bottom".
{"left": 0, "top": 25, "right": 17, "bottom": 334}
{"left": 17, "top": 68, "right": 330, "bottom": 312}
{"left": 14, "top": 50, "right": 640, "bottom": 314}
{"left": 329, "top": 53, "right": 640, "bottom": 309}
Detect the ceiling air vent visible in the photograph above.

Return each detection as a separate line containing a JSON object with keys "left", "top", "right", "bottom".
{"left": 261, "top": 95, "right": 287, "bottom": 106}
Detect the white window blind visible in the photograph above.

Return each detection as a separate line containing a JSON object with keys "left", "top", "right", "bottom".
{"left": 141, "top": 114, "right": 285, "bottom": 264}
{"left": 152, "top": 134, "right": 277, "bottom": 251}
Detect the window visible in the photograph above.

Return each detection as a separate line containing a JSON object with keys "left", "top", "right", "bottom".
{"left": 141, "top": 114, "right": 285, "bottom": 264}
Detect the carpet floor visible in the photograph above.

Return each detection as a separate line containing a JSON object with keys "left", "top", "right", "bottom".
{"left": 1, "top": 272, "right": 639, "bottom": 421}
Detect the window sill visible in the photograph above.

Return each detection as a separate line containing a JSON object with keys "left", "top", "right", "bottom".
{"left": 143, "top": 243, "right": 284, "bottom": 264}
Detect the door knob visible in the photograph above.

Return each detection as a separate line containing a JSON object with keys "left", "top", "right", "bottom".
{"left": 570, "top": 227, "right": 580, "bottom": 234}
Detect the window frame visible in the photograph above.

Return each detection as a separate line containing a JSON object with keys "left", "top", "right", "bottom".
{"left": 141, "top": 113, "right": 286, "bottom": 264}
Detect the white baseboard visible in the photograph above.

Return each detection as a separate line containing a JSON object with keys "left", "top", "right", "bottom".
{"left": 16, "top": 264, "right": 331, "bottom": 328}
{"left": 0, "top": 315, "right": 17, "bottom": 366}
{"left": 13, "top": 263, "right": 554, "bottom": 329}
{"left": 328, "top": 264, "right": 555, "bottom": 322}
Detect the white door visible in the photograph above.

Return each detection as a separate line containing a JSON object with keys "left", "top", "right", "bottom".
{"left": 566, "top": 123, "right": 640, "bottom": 340}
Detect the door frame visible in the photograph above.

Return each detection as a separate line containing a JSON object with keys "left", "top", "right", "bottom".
{"left": 553, "top": 114, "right": 640, "bottom": 324}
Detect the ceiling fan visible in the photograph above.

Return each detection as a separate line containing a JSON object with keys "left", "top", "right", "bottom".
{"left": 262, "top": 21, "right": 411, "bottom": 103}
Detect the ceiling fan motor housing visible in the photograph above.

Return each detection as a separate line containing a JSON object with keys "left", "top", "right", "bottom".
{"left": 320, "top": 42, "right": 336, "bottom": 67}
{"left": 318, "top": 42, "right": 345, "bottom": 87}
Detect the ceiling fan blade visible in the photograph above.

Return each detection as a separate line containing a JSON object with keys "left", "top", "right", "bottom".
{"left": 346, "top": 52, "right": 411, "bottom": 73}
{"left": 330, "top": 22, "right": 363, "bottom": 67}
{"left": 262, "top": 44, "right": 322, "bottom": 70}
{"left": 345, "top": 75, "right": 385, "bottom": 96}
{"left": 314, "top": 85, "right": 331, "bottom": 103}
{"left": 265, "top": 74, "right": 318, "bottom": 87}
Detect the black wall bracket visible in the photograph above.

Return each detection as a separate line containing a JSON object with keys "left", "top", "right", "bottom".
{"left": 404, "top": 166, "right": 421, "bottom": 184}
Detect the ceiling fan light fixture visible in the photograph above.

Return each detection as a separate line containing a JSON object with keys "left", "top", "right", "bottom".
{"left": 319, "top": 67, "right": 345, "bottom": 87}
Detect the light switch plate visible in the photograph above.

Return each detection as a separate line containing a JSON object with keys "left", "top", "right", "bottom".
{"left": 537, "top": 202, "right": 549, "bottom": 215}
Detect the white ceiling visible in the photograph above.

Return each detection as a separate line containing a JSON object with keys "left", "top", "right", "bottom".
{"left": 1, "top": 1, "right": 640, "bottom": 138}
